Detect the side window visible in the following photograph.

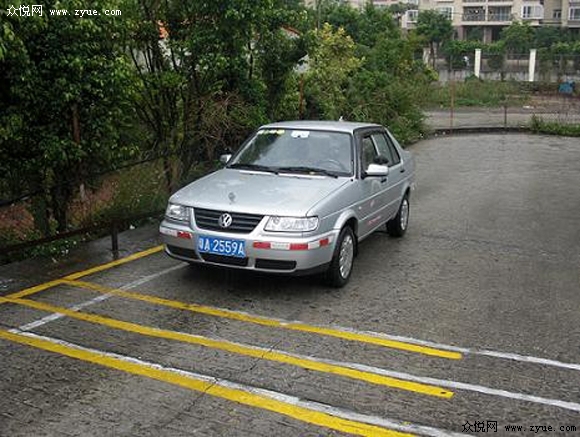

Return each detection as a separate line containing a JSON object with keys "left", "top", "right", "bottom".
{"left": 371, "top": 133, "right": 394, "bottom": 166}
{"left": 361, "top": 136, "right": 377, "bottom": 170}
{"left": 384, "top": 133, "right": 401, "bottom": 166}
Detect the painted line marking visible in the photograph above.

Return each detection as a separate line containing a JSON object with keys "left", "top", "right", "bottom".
{"left": 63, "top": 279, "right": 580, "bottom": 374}
{"left": 1, "top": 279, "right": 65, "bottom": 301}
{"left": 1, "top": 329, "right": 469, "bottom": 437}
{"left": 63, "top": 245, "right": 164, "bottom": 280}
{"left": 3, "top": 296, "right": 452, "bottom": 398}
{"left": 354, "top": 333, "right": 580, "bottom": 373}
{"left": 64, "top": 280, "right": 461, "bottom": 360}
{"left": 321, "top": 356, "right": 580, "bottom": 414}
{"left": 1, "top": 245, "right": 164, "bottom": 302}
{"left": 15, "top": 264, "right": 186, "bottom": 332}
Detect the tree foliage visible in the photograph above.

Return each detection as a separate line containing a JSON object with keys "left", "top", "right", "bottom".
{"left": 415, "top": 10, "right": 453, "bottom": 67}
{"left": 2, "top": 0, "right": 437, "bottom": 240}
{"left": 0, "top": 0, "right": 133, "bottom": 232}
{"left": 304, "top": 24, "right": 362, "bottom": 120}
{"left": 501, "top": 21, "right": 534, "bottom": 54}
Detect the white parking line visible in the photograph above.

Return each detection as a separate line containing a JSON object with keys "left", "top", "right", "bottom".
{"left": 9, "top": 330, "right": 470, "bottom": 437}
{"left": 321, "top": 357, "right": 580, "bottom": 413}
{"left": 359, "top": 331, "right": 580, "bottom": 372}
{"left": 17, "top": 264, "right": 185, "bottom": 332}
{"left": 14, "top": 258, "right": 580, "bottom": 414}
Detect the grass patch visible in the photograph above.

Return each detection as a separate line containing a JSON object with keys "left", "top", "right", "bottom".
{"left": 425, "top": 80, "right": 530, "bottom": 109}
{"left": 530, "top": 115, "right": 580, "bottom": 137}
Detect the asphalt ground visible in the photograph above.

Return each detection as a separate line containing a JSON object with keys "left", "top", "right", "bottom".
{"left": 1, "top": 133, "right": 579, "bottom": 436}
{"left": 426, "top": 106, "right": 580, "bottom": 130}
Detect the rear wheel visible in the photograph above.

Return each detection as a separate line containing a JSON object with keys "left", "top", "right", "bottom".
{"left": 326, "top": 226, "right": 355, "bottom": 288}
{"left": 387, "top": 194, "right": 409, "bottom": 238}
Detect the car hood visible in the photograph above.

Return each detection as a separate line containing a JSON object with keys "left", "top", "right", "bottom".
{"left": 170, "top": 169, "right": 349, "bottom": 216}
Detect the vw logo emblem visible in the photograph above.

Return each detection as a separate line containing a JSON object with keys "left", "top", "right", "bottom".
{"left": 218, "top": 213, "right": 233, "bottom": 228}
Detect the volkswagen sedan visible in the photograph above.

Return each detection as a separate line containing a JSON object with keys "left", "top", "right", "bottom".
{"left": 160, "top": 121, "right": 415, "bottom": 287}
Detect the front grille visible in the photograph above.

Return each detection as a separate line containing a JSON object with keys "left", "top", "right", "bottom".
{"left": 167, "top": 245, "right": 198, "bottom": 260}
{"left": 255, "top": 259, "right": 297, "bottom": 271}
{"left": 200, "top": 253, "right": 249, "bottom": 267}
{"left": 194, "top": 208, "right": 263, "bottom": 234}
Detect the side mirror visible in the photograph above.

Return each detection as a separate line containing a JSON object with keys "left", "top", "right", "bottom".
{"left": 365, "top": 163, "right": 389, "bottom": 178}
{"left": 220, "top": 154, "right": 232, "bottom": 165}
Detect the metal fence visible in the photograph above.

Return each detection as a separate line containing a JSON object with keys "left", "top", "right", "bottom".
{"left": 426, "top": 92, "right": 580, "bottom": 132}
{"left": 437, "top": 53, "right": 580, "bottom": 83}
{"left": 0, "top": 154, "right": 205, "bottom": 264}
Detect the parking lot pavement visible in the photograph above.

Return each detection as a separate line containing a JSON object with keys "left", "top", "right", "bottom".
{"left": 1, "top": 133, "right": 580, "bottom": 436}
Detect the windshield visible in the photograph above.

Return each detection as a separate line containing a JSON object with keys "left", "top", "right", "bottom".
{"left": 229, "top": 129, "right": 353, "bottom": 177}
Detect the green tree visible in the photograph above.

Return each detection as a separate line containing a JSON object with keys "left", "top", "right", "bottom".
{"left": 0, "top": 0, "right": 134, "bottom": 233}
{"left": 123, "top": 0, "right": 277, "bottom": 189}
{"left": 500, "top": 21, "right": 534, "bottom": 54}
{"left": 319, "top": 2, "right": 361, "bottom": 39}
{"left": 415, "top": 10, "right": 453, "bottom": 68}
{"left": 304, "top": 23, "right": 362, "bottom": 120}
{"left": 254, "top": 3, "right": 307, "bottom": 121}
{"left": 534, "top": 26, "right": 568, "bottom": 49}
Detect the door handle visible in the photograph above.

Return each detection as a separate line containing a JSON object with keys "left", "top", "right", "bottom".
{"left": 400, "top": 168, "right": 406, "bottom": 173}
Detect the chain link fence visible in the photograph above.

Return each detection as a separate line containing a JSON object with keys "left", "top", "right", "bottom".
{"left": 426, "top": 93, "right": 580, "bottom": 131}
{"left": 0, "top": 154, "right": 208, "bottom": 264}
{"left": 428, "top": 52, "right": 580, "bottom": 131}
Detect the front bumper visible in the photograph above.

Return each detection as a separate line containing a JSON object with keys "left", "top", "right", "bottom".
{"left": 159, "top": 219, "right": 339, "bottom": 275}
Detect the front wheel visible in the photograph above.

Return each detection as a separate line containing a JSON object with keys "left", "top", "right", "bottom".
{"left": 387, "top": 195, "right": 409, "bottom": 238}
{"left": 326, "top": 226, "right": 355, "bottom": 288}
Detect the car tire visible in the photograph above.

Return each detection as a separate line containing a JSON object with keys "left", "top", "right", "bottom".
{"left": 387, "top": 194, "right": 409, "bottom": 238}
{"left": 326, "top": 226, "right": 355, "bottom": 288}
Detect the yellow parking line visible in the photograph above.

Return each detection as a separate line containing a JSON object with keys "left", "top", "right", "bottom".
{"left": 63, "top": 245, "right": 164, "bottom": 280}
{"left": 1, "top": 279, "right": 65, "bottom": 301}
{"left": 1, "top": 245, "right": 164, "bottom": 302}
{"left": 66, "top": 279, "right": 462, "bottom": 360}
{"left": 0, "top": 329, "right": 414, "bottom": 437}
{"left": 4, "top": 297, "right": 453, "bottom": 398}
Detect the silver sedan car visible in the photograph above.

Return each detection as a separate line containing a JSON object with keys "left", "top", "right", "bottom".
{"left": 160, "top": 121, "right": 415, "bottom": 287}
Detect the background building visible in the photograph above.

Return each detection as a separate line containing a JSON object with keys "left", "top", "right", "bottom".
{"left": 321, "top": 0, "right": 580, "bottom": 41}
{"left": 403, "top": 0, "right": 580, "bottom": 41}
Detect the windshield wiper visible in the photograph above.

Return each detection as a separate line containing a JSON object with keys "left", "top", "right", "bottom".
{"left": 276, "top": 166, "right": 339, "bottom": 178}
{"left": 229, "top": 163, "right": 278, "bottom": 174}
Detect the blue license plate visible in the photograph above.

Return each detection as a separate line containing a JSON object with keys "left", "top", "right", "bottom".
{"left": 197, "top": 236, "right": 246, "bottom": 258}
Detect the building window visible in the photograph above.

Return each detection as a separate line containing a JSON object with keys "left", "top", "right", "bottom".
{"left": 438, "top": 7, "right": 454, "bottom": 19}
{"left": 553, "top": 9, "right": 562, "bottom": 19}
{"left": 570, "top": 8, "right": 580, "bottom": 20}
{"left": 521, "top": 4, "right": 543, "bottom": 19}
{"left": 406, "top": 9, "right": 419, "bottom": 22}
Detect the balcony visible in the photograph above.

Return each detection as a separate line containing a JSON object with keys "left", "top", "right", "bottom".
{"left": 487, "top": 13, "right": 512, "bottom": 21}
{"left": 487, "top": 6, "right": 512, "bottom": 21}
{"left": 463, "top": 13, "right": 486, "bottom": 20}
{"left": 463, "top": 6, "right": 486, "bottom": 21}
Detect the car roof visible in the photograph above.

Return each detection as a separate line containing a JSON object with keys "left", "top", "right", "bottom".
{"left": 261, "top": 120, "right": 383, "bottom": 134}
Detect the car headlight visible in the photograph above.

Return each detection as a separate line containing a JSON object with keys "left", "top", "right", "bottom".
{"left": 265, "top": 216, "right": 319, "bottom": 232}
{"left": 165, "top": 203, "right": 189, "bottom": 222}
